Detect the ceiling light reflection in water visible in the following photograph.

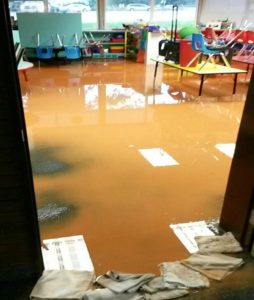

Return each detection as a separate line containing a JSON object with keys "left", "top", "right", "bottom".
{"left": 138, "top": 148, "right": 179, "bottom": 167}
{"left": 84, "top": 85, "right": 99, "bottom": 111}
{"left": 83, "top": 83, "right": 191, "bottom": 111}
{"left": 84, "top": 84, "right": 146, "bottom": 111}
{"left": 106, "top": 84, "right": 145, "bottom": 110}
{"left": 215, "top": 143, "right": 236, "bottom": 158}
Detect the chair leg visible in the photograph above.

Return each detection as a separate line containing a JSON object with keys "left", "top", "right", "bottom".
{"left": 237, "top": 44, "right": 248, "bottom": 56}
{"left": 198, "top": 54, "right": 213, "bottom": 70}
{"left": 186, "top": 53, "right": 201, "bottom": 67}
{"left": 198, "top": 61, "right": 207, "bottom": 70}
{"left": 246, "top": 47, "right": 254, "bottom": 61}
{"left": 220, "top": 53, "right": 231, "bottom": 67}
{"left": 209, "top": 55, "right": 216, "bottom": 65}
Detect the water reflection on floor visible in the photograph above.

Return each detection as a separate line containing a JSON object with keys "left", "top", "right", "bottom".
{"left": 20, "top": 60, "right": 248, "bottom": 275}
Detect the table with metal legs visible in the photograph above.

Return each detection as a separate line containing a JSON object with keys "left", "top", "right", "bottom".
{"left": 153, "top": 58, "right": 246, "bottom": 97}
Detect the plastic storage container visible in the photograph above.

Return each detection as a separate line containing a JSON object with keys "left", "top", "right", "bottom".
{"left": 111, "top": 38, "right": 125, "bottom": 43}
{"left": 109, "top": 46, "right": 124, "bottom": 53}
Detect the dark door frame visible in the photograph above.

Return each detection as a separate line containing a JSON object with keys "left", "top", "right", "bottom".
{"left": 220, "top": 70, "right": 254, "bottom": 247}
{"left": 0, "top": 0, "right": 43, "bottom": 284}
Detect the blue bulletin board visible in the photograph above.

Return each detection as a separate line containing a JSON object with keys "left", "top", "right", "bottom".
{"left": 17, "top": 13, "right": 83, "bottom": 48}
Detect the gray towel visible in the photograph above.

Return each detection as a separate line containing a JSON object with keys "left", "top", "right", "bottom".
{"left": 82, "top": 289, "right": 145, "bottom": 300}
{"left": 140, "top": 277, "right": 182, "bottom": 293}
{"left": 195, "top": 232, "right": 243, "bottom": 254}
{"left": 181, "top": 253, "right": 244, "bottom": 281}
{"left": 83, "top": 288, "right": 188, "bottom": 300}
{"left": 96, "top": 271, "right": 155, "bottom": 293}
{"left": 30, "top": 270, "right": 95, "bottom": 299}
{"left": 159, "top": 262, "right": 210, "bottom": 289}
{"left": 146, "top": 290, "right": 189, "bottom": 300}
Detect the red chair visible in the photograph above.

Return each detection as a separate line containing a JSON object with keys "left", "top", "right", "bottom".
{"left": 244, "top": 31, "right": 254, "bottom": 58}
{"left": 235, "top": 30, "right": 254, "bottom": 56}
{"left": 218, "top": 29, "right": 236, "bottom": 43}
{"left": 204, "top": 27, "right": 217, "bottom": 44}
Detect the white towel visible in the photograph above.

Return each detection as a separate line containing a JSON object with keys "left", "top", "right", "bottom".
{"left": 30, "top": 270, "right": 95, "bottom": 299}
{"left": 195, "top": 232, "right": 243, "bottom": 254}
{"left": 96, "top": 271, "right": 155, "bottom": 293}
{"left": 181, "top": 253, "right": 244, "bottom": 281}
{"left": 159, "top": 262, "right": 210, "bottom": 289}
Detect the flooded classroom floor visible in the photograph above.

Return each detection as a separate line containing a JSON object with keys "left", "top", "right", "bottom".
{"left": 19, "top": 58, "right": 251, "bottom": 281}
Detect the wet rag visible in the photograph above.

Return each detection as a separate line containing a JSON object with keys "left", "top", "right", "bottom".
{"left": 30, "top": 270, "right": 95, "bottom": 299}
{"left": 181, "top": 253, "right": 244, "bottom": 281}
{"left": 159, "top": 261, "right": 210, "bottom": 289}
{"left": 83, "top": 288, "right": 188, "bottom": 300}
{"left": 195, "top": 232, "right": 243, "bottom": 254}
{"left": 83, "top": 271, "right": 189, "bottom": 300}
{"left": 95, "top": 271, "right": 155, "bottom": 293}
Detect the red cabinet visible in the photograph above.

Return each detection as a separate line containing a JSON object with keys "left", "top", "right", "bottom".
{"left": 179, "top": 39, "right": 197, "bottom": 67}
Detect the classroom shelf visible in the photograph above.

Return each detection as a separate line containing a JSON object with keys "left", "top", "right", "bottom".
{"left": 83, "top": 29, "right": 127, "bottom": 58}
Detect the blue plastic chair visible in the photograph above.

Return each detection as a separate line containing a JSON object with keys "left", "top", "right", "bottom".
{"left": 64, "top": 46, "right": 81, "bottom": 60}
{"left": 36, "top": 46, "right": 53, "bottom": 59}
{"left": 36, "top": 46, "right": 54, "bottom": 67}
{"left": 187, "top": 33, "right": 231, "bottom": 70}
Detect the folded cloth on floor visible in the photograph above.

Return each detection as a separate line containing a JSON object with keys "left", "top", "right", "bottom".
{"left": 83, "top": 288, "right": 188, "bottom": 300}
{"left": 181, "top": 253, "right": 244, "bottom": 281}
{"left": 159, "top": 262, "right": 210, "bottom": 289}
{"left": 146, "top": 290, "right": 189, "bottom": 300}
{"left": 83, "top": 288, "right": 145, "bottom": 300}
{"left": 140, "top": 276, "right": 185, "bottom": 293}
{"left": 30, "top": 270, "right": 95, "bottom": 300}
{"left": 195, "top": 232, "right": 243, "bottom": 254}
{"left": 95, "top": 271, "right": 155, "bottom": 293}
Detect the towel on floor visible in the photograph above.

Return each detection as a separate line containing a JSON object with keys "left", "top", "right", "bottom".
{"left": 83, "top": 288, "right": 188, "bottom": 300}
{"left": 140, "top": 276, "right": 185, "bottom": 293}
{"left": 83, "top": 288, "right": 145, "bottom": 300}
{"left": 146, "top": 290, "right": 189, "bottom": 300}
{"left": 181, "top": 253, "right": 244, "bottom": 281}
{"left": 95, "top": 271, "right": 155, "bottom": 293}
{"left": 87, "top": 272, "right": 189, "bottom": 300}
{"left": 159, "top": 262, "right": 210, "bottom": 289}
{"left": 195, "top": 232, "right": 243, "bottom": 254}
{"left": 30, "top": 270, "right": 95, "bottom": 299}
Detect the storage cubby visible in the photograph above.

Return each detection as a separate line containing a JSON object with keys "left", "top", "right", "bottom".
{"left": 82, "top": 30, "right": 126, "bottom": 58}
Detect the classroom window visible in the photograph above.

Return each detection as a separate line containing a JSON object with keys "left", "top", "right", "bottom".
{"left": 8, "top": 0, "right": 98, "bottom": 30}
{"left": 9, "top": 0, "right": 198, "bottom": 30}
{"left": 105, "top": 0, "right": 197, "bottom": 29}
{"left": 105, "top": 0, "right": 150, "bottom": 29}
{"left": 152, "top": 0, "right": 198, "bottom": 29}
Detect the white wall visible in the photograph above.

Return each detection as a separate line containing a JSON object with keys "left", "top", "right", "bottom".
{"left": 199, "top": 0, "right": 250, "bottom": 28}
{"left": 246, "top": 0, "right": 254, "bottom": 24}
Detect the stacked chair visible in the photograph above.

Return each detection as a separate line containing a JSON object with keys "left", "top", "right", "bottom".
{"left": 187, "top": 33, "right": 231, "bottom": 70}
{"left": 35, "top": 46, "right": 54, "bottom": 67}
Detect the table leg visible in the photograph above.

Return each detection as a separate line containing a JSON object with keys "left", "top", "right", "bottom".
{"left": 179, "top": 69, "right": 184, "bottom": 81}
{"left": 154, "top": 61, "right": 159, "bottom": 81}
{"left": 199, "top": 74, "right": 205, "bottom": 96}
{"left": 22, "top": 70, "right": 28, "bottom": 82}
{"left": 233, "top": 73, "right": 238, "bottom": 94}
{"left": 153, "top": 61, "right": 159, "bottom": 89}
{"left": 247, "top": 63, "right": 250, "bottom": 73}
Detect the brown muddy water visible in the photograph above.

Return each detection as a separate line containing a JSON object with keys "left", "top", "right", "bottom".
{"left": 19, "top": 59, "right": 248, "bottom": 275}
